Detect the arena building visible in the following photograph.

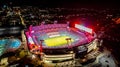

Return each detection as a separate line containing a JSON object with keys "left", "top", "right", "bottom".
{"left": 25, "top": 22, "right": 98, "bottom": 66}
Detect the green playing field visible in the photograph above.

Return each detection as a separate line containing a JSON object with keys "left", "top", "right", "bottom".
{"left": 44, "top": 36, "right": 74, "bottom": 47}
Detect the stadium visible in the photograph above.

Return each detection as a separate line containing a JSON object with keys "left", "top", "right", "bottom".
{"left": 25, "top": 23, "right": 97, "bottom": 66}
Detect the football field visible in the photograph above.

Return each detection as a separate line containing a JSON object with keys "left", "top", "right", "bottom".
{"left": 44, "top": 36, "right": 74, "bottom": 47}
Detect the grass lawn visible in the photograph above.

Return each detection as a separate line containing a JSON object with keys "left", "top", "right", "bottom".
{"left": 44, "top": 36, "right": 74, "bottom": 47}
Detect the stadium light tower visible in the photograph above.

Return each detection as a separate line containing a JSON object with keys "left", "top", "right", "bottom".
{"left": 67, "top": 21, "right": 70, "bottom": 27}
{"left": 54, "top": 20, "right": 58, "bottom": 24}
{"left": 41, "top": 21, "right": 45, "bottom": 25}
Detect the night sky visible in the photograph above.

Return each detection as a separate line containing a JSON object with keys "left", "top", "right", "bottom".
{"left": 0, "top": 0, "right": 119, "bottom": 9}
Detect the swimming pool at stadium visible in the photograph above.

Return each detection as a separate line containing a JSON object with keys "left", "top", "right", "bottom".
{"left": 0, "top": 39, "right": 21, "bottom": 56}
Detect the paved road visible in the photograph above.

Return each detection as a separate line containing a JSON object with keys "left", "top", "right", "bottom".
{"left": 99, "top": 55, "right": 117, "bottom": 67}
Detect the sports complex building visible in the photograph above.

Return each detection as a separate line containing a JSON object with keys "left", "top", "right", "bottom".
{"left": 25, "top": 22, "right": 98, "bottom": 66}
